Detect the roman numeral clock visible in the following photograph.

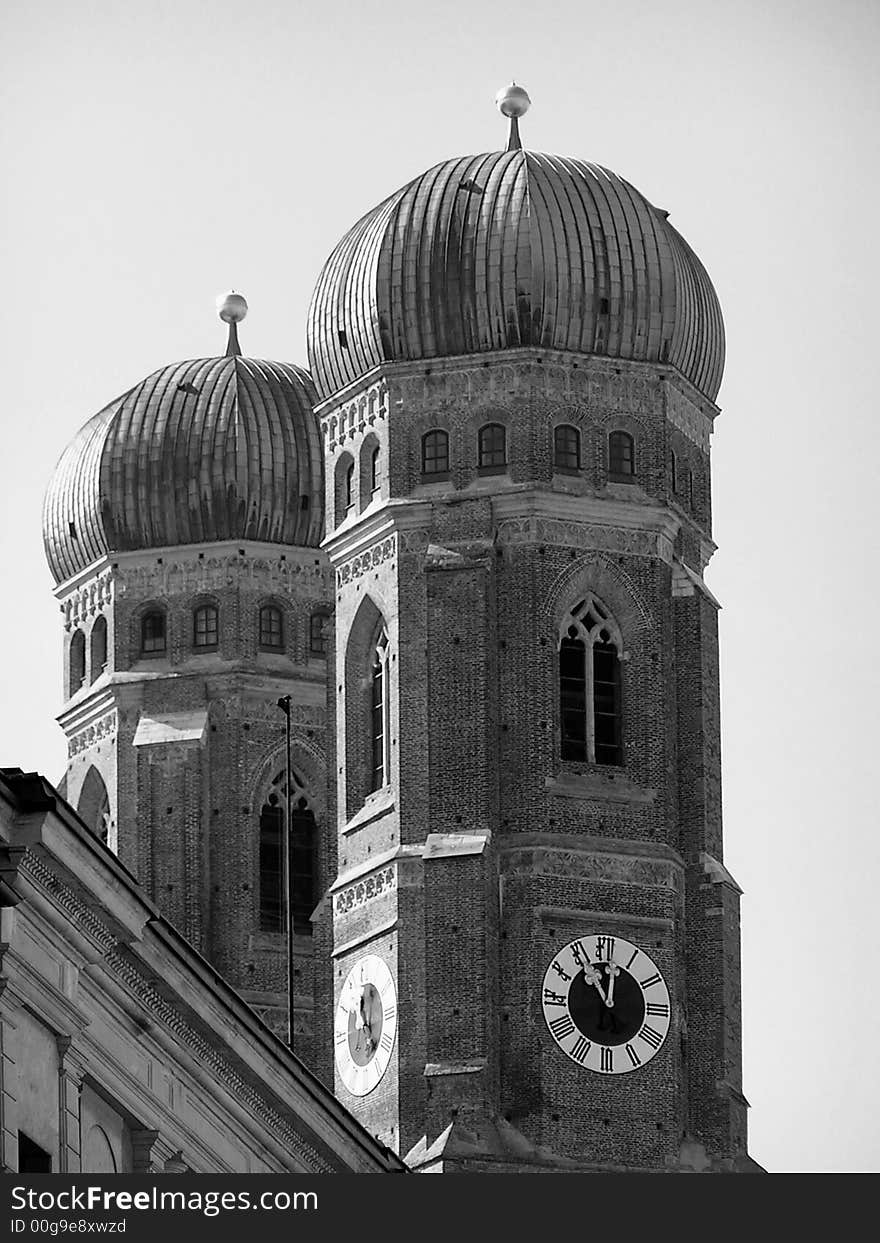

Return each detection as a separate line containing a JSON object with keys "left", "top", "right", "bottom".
{"left": 541, "top": 935, "right": 671, "bottom": 1075}
{"left": 334, "top": 955, "right": 398, "bottom": 1096}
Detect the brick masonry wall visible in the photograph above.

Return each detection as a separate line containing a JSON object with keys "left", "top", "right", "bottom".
{"left": 323, "top": 351, "right": 750, "bottom": 1169}
{"left": 57, "top": 544, "right": 332, "bottom": 1077}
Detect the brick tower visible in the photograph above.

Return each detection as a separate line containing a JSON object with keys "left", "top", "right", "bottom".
{"left": 309, "top": 89, "right": 760, "bottom": 1171}
{"left": 42, "top": 296, "right": 332, "bottom": 1059}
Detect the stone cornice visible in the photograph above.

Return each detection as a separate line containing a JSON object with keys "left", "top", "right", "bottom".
{"left": 54, "top": 540, "right": 330, "bottom": 600}
{"left": 314, "top": 348, "right": 720, "bottom": 424}
{"left": 322, "top": 499, "right": 432, "bottom": 565}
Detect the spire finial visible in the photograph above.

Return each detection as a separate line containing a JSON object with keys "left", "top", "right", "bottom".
{"left": 216, "top": 291, "right": 248, "bottom": 356}
{"left": 495, "top": 82, "right": 531, "bottom": 152}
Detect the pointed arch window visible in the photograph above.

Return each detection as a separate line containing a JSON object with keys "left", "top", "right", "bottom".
{"left": 370, "top": 444, "right": 381, "bottom": 494}
{"left": 422, "top": 429, "right": 449, "bottom": 477}
{"left": 193, "top": 603, "right": 218, "bottom": 649}
{"left": 90, "top": 616, "right": 107, "bottom": 682}
{"left": 259, "top": 770, "right": 317, "bottom": 936}
{"left": 345, "top": 462, "right": 355, "bottom": 511}
{"left": 609, "top": 430, "right": 635, "bottom": 477}
{"left": 554, "top": 424, "right": 581, "bottom": 471}
{"left": 370, "top": 628, "right": 391, "bottom": 791}
{"left": 69, "top": 629, "right": 86, "bottom": 693}
{"left": 478, "top": 423, "right": 507, "bottom": 471}
{"left": 559, "top": 596, "right": 623, "bottom": 766}
{"left": 141, "top": 609, "right": 166, "bottom": 655}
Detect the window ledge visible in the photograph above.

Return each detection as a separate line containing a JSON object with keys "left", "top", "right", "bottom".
{"left": 477, "top": 464, "right": 508, "bottom": 476}
{"left": 546, "top": 770, "right": 656, "bottom": 806}
{"left": 344, "top": 787, "right": 395, "bottom": 834}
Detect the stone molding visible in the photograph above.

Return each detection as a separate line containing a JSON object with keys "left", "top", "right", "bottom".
{"left": 116, "top": 553, "right": 331, "bottom": 599}
{"left": 67, "top": 710, "right": 118, "bottom": 757}
{"left": 103, "top": 949, "right": 333, "bottom": 1172}
{"left": 667, "top": 386, "right": 712, "bottom": 453}
{"left": 333, "top": 866, "right": 395, "bottom": 918}
{"left": 501, "top": 845, "right": 683, "bottom": 894}
{"left": 336, "top": 534, "right": 397, "bottom": 588}
{"left": 61, "top": 570, "right": 114, "bottom": 629}
{"left": 322, "top": 377, "right": 390, "bottom": 451}
{"left": 543, "top": 551, "right": 655, "bottom": 636}
{"left": 23, "top": 852, "right": 121, "bottom": 955}
{"left": 497, "top": 515, "right": 674, "bottom": 565}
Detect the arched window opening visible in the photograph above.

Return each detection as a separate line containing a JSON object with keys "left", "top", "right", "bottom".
{"left": 478, "top": 423, "right": 507, "bottom": 471}
{"left": 141, "top": 609, "right": 166, "bottom": 655}
{"left": 370, "top": 445, "right": 381, "bottom": 494}
{"left": 334, "top": 453, "right": 356, "bottom": 527}
{"left": 259, "top": 770, "right": 316, "bottom": 937}
{"left": 670, "top": 451, "right": 677, "bottom": 494}
{"left": 554, "top": 424, "right": 581, "bottom": 471}
{"left": 309, "top": 609, "right": 330, "bottom": 657}
{"left": 679, "top": 464, "right": 693, "bottom": 508}
{"left": 90, "top": 616, "right": 107, "bottom": 683}
{"left": 69, "top": 630, "right": 86, "bottom": 693}
{"left": 193, "top": 604, "right": 218, "bottom": 649}
{"left": 259, "top": 604, "right": 284, "bottom": 650}
{"left": 559, "top": 597, "right": 623, "bottom": 766}
{"left": 78, "top": 766, "right": 114, "bottom": 849}
{"left": 609, "top": 431, "right": 635, "bottom": 477}
{"left": 422, "top": 429, "right": 450, "bottom": 477}
{"left": 83, "top": 1125, "right": 118, "bottom": 1175}
{"left": 370, "top": 629, "right": 391, "bottom": 792}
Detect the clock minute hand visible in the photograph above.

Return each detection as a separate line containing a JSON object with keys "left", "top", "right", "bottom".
{"left": 605, "top": 962, "right": 620, "bottom": 1008}
{"left": 583, "top": 964, "right": 608, "bottom": 1005}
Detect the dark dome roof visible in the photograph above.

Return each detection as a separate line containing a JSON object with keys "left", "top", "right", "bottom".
{"left": 307, "top": 150, "right": 724, "bottom": 402}
{"left": 43, "top": 355, "right": 323, "bottom": 584}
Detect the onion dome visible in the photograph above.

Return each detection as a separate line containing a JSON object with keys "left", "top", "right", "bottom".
{"left": 307, "top": 86, "right": 724, "bottom": 403}
{"left": 44, "top": 295, "right": 323, "bottom": 585}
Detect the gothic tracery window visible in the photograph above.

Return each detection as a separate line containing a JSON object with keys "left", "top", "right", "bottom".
{"left": 259, "top": 769, "right": 317, "bottom": 936}
{"left": 370, "top": 628, "right": 391, "bottom": 791}
{"left": 559, "top": 596, "right": 623, "bottom": 766}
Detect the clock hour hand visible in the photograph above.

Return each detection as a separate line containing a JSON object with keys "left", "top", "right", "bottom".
{"left": 583, "top": 964, "right": 608, "bottom": 1005}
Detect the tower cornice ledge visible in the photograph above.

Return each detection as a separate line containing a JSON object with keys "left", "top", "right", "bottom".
{"left": 315, "top": 349, "right": 721, "bottom": 427}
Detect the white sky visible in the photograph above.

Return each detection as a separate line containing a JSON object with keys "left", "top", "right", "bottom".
{"left": 2, "top": 0, "right": 878, "bottom": 1173}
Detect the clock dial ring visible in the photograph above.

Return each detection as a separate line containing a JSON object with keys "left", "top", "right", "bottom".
{"left": 334, "top": 954, "right": 397, "bottom": 1096}
{"left": 541, "top": 934, "right": 670, "bottom": 1075}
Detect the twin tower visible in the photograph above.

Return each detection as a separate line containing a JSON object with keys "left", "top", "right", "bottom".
{"left": 42, "top": 89, "right": 758, "bottom": 1172}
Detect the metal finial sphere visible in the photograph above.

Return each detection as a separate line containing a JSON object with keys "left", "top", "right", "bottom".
{"left": 216, "top": 291, "right": 248, "bottom": 324}
{"left": 495, "top": 83, "right": 531, "bottom": 119}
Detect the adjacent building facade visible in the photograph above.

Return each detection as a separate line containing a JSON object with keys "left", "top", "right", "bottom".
{"left": 0, "top": 767, "right": 403, "bottom": 1173}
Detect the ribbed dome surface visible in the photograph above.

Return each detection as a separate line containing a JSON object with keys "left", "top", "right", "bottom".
{"left": 44, "top": 356, "right": 323, "bottom": 584}
{"left": 307, "top": 151, "right": 724, "bottom": 402}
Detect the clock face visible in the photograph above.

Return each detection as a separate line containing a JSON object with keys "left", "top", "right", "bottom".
{"left": 334, "top": 955, "right": 398, "bottom": 1096}
{"left": 541, "top": 934, "right": 671, "bottom": 1075}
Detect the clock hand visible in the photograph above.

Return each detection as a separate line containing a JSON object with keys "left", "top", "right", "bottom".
{"left": 583, "top": 964, "right": 608, "bottom": 1005}
{"left": 605, "top": 962, "right": 620, "bottom": 1008}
